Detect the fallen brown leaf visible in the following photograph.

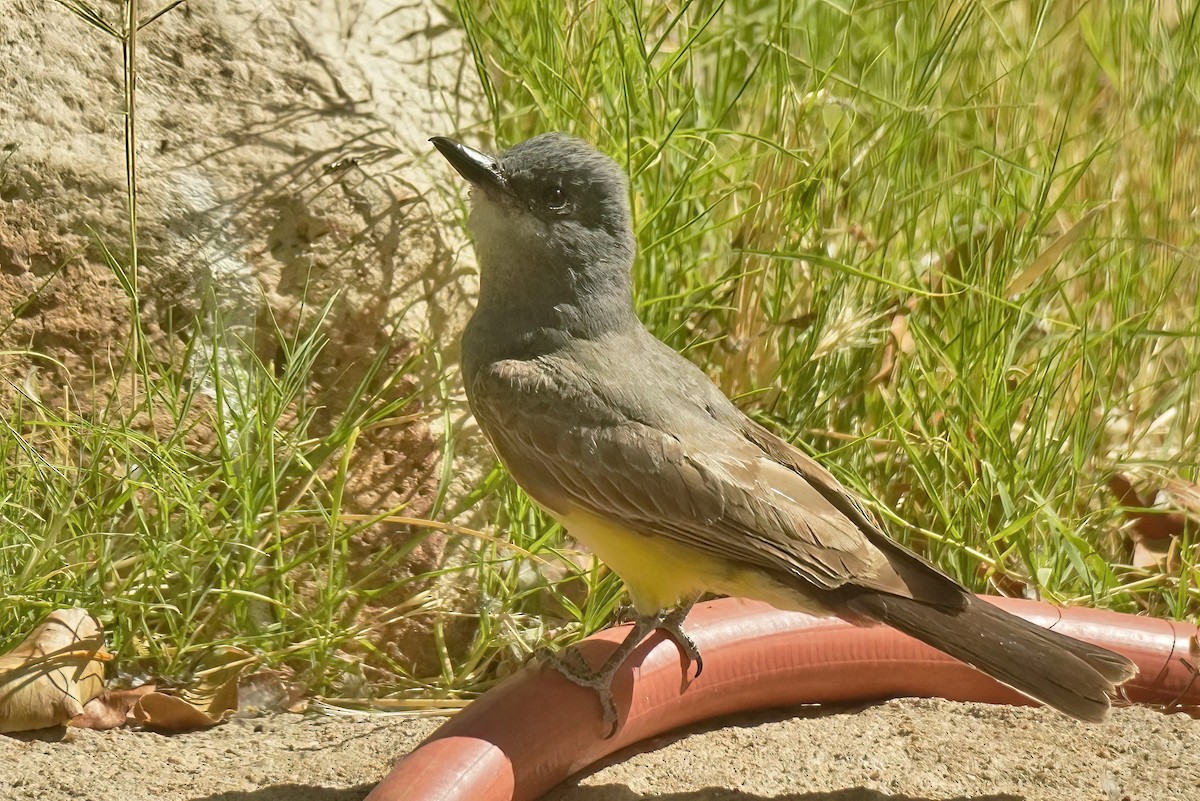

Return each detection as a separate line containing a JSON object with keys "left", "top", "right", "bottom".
{"left": 130, "top": 646, "right": 257, "bottom": 732}
{"left": 237, "top": 669, "right": 308, "bottom": 716}
{"left": 1131, "top": 536, "right": 1177, "bottom": 573}
{"left": 1109, "top": 473, "right": 1191, "bottom": 537}
{"left": 1108, "top": 472, "right": 1191, "bottom": 570}
{"left": 869, "top": 341, "right": 896, "bottom": 388}
{"left": 1160, "top": 477, "right": 1200, "bottom": 518}
{"left": 976, "top": 563, "right": 1031, "bottom": 598}
{"left": 0, "top": 609, "right": 108, "bottom": 733}
{"left": 1108, "top": 472, "right": 1149, "bottom": 510}
{"left": 133, "top": 691, "right": 227, "bottom": 732}
{"left": 868, "top": 312, "right": 913, "bottom": 387}
{"left": 132, "top": 673, "right": 240, "bottom": 733}
{"left": 71, "top": 684, "right": 156, "bottom": 730}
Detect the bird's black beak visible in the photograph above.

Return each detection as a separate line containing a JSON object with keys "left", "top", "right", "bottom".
{"left": 430, "top": 137, "right": 510, "bottom": 196}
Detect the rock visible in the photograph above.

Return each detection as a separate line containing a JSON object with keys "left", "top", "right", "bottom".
{"left": 0, "top": 0, "right": 489, "bottom": 679}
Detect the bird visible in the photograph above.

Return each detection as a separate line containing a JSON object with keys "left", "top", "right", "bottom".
{"left": 430, "top": 132, "right": 1137, "bottom": 735}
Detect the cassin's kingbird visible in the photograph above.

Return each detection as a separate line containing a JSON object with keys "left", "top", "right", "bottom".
{"left": 432, "top": 132, "right": 1136, "bottom": 733}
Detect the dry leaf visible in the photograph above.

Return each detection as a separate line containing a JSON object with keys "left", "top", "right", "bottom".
{"left": 131, "top": 676, "right": 240, "bottom": 733}
{"left": 236, "top": 669, "right": 307, "bottom": 716}
{"left": 188, "top": 646, "right": 248, "bottom": 714}
{"left": 133, "top": 678, "right": 241, "bottom": 733}
{"left": 131, "top": 646, "right": 248, "bottom": 732}
{"left": 1109, "top": 473, "right": 1190, "bottom": 541}
{"left": 0, "top": 609, "right": 108, "bottom": 732}
{"left": 1108, "top": 472, "right": 1149, "bottom": 509}
{"left": 868, "top": 311, "right": 916, "bottom": 387}
{"left": 1005, "top": 204, "right": 1108, "bottom": 298}
{"left": 1108, "top": 472, "right": 1191, "bottom": 570}
{"left": 71, "top": 684, "right": 156, "bottom": 730}
{"left": 976, "top": 563, "right": 1031, "bottom": 598}
{"left": 133, "top": 691, "right": 227, "bottom": 732}
{"left": 1160, "top": 477, "right": 1200, "bottom": 518}
{"left": 1131, "top": 537, "right": 1176, "bottom": 572}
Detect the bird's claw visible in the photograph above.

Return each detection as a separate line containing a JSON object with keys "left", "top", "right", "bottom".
{"left": 537, "top": 642, "right": 592, "bottom": 681}
{"left": 541, "top": 648, "right": 621, "bottom": 737}
{"left": 537, "top": 601, "right": 703, "bottom": 739}
{"left": 659, "top": 604, "right": 703, "bottom": 679}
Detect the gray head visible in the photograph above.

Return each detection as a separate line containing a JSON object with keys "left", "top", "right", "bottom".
{"left": 432, "top": 133, "right": 638, "bottom": 338}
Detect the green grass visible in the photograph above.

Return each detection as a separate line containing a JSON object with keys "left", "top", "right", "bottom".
{"left": 1, "top": 0, "right": 1197, "bottom": 702}
{"left": 456, "top": 0, "right": 1200, "bottom": 627}
{"left": 0, "top": 300, "right": 448, "bottom": 692}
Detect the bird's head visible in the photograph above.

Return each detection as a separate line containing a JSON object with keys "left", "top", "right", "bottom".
{"left": 431, "top": 133, "right": 637, "bottom": 294}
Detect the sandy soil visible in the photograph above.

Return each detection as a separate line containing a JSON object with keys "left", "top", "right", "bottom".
{"left": 549, "top": 700, "right": 1199, "bottom": 801}
{"left": 1, "top": 700, "right": 1196, "bottom": 801}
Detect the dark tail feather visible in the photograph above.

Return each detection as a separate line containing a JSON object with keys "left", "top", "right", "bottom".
{"left": 844, "top": 592, "right": 1138, "bottom": 722}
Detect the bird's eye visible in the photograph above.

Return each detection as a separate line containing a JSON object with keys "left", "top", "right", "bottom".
{"left": 541, "top": 185, "right": 567, "bottom": 210}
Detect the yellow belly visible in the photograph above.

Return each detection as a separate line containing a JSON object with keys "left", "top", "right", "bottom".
{"left": 556, "top": 507, "right": 825, "bottom": 616}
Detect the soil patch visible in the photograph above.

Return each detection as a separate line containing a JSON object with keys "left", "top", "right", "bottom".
{"left": 2, "top": 700, "right": 1196, "bottom": 801}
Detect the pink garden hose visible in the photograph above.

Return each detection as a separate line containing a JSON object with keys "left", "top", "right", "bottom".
{"left": 368, "top": 596, "right": 1199, "bottom": 801}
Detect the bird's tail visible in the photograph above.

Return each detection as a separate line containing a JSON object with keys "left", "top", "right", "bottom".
{"left": 843, "top": 591, "right": 1138, "bottom": 722}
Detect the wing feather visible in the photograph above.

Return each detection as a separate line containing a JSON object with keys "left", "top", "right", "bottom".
{"left": 473, "top": 361, "right": 898, "bottom": 593}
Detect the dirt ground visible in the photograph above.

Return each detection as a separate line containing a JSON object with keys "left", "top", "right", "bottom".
{"left": 1, "top": 699, "right": 1196, "bottom": 801}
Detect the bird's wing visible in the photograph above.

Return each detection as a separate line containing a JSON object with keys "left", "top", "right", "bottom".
{"left": 734, "top": 417, "right": 967, "bottom": 606}
{"left": 471, "top": 357, "right": 949, "bottom": 601}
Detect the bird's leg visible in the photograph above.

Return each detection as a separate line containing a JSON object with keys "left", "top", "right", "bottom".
{"left": 613, "top": 602, "right": 638, "bottom": 624}
{"left": 541, "top": 600, "right": 703, "bottom": 736}
{"left": 656, "top": 599, "right": 703, "bottom": 679}
{"left": 535, "top": 640, "right": 592, "bottom": 675}
{"left": 541, "top": 611, "right": 663, "bottom": 737}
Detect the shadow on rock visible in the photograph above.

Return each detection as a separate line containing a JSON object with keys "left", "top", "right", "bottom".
{"left": 189, "top": 784, "right": 375, "bottom": 801}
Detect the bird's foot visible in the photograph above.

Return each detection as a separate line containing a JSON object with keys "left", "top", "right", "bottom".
{"left": 657, "top": 603, "right": 703, "bottom": 680}
{"left": 539, "top": 613, "right": 663, "bottom": 737}
{"left": 538, "top": 603, "right": 705, "bottom": 738}
{"left": 540, "top": 647, "right": 623, "bottom": 736}
{"left": 534, "top": 642, "right": 590, "bottom": 675}
{"left": 613, "top": 603, "right": 638, "bottom": 624}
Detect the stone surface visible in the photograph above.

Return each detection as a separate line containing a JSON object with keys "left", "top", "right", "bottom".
{"left": 0, "top": 0, "right": 490, "bottom": 676}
